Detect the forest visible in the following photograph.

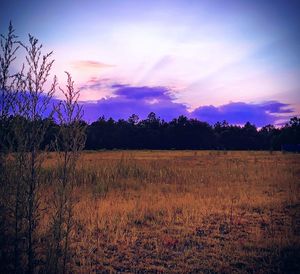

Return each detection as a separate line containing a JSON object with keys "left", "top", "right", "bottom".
{"left": 2, "top": 113, "right": 300, "bottom": 151}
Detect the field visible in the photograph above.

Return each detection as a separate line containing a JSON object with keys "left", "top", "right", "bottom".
{"left": 41, "top": 150, "right": 300, "bottom": 273}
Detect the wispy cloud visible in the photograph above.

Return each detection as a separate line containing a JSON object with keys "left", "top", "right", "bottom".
{"left": 72, "top": 60, "right": 115, "bottom": 70}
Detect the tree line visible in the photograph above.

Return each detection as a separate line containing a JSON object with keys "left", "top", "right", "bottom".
{"left": 3, "top": 112, "right": 300, "bottom": 151}
{"left": 85, "top": 114, "right": 300, "bottom": 150}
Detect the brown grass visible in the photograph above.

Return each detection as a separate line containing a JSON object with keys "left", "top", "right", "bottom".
{"left": 41, "top": 150, "right": 300, "bottom": 273}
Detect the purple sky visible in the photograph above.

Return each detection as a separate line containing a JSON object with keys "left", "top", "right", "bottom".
{"left": 1, "top": 0, "right": 299, "bottom": 125}
{"left": 80, "top": 84, "right": 293, "bottom": 126}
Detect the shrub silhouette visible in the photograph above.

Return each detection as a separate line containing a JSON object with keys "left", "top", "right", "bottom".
{"left": 0, "top": 22, "right": 85, "bottom": 274}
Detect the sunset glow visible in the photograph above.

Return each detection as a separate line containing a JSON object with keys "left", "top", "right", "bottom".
{"left": 1, "top": 0, "right": 299, "bottom": 124}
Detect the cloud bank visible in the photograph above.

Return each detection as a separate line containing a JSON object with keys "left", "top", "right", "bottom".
{"left": 191, "top": 101, "right": 293, "bottom": 127}
{"left": 79, "top": 82, "right": 294, "bottom": 126}
{"left": 81, "top": 84, "right": 188, "bottom": 122}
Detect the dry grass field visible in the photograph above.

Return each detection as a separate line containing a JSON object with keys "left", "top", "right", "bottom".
{"left": 41, "top": 150, "right": 300, "bottom": 273}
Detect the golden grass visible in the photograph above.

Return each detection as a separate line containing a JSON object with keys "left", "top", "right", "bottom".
{"left": 42, "top": 151, "right": 300, "bottom": 273}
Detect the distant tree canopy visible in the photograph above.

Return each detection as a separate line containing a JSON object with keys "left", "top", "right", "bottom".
{"left": 3, "top": 112, "right": 299, "bottom": 151}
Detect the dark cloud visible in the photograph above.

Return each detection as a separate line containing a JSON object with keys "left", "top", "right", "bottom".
{"left": 77, "top": 80, "right": 295, "bottom": 125}
{"left": 114, "top": 86, "right": 172, "bottom": 100}
{"left": 81, "top": 84, "right": 188, "bottom": 122}
{"left": 191, "top": 101, "right": 293, "bottom": 127}
{"left": 111, "top": 83, "right": 129, "bottom": 89}
{"left": 260, "top": 101, "right": 293, "bottom": 114}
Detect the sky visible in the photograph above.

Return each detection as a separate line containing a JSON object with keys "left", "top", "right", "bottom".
{"left": 1, "top": 0, "right": 300, "bottom": 125}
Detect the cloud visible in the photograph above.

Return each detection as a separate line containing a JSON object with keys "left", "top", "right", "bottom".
{"left": 114, "top": 85, "right": 172, "bottom": 100}
{"left": 79, "top": 77, "right": 111, "bottom": 91}
{"left": 260, "top": 101, "right": 293, "bottom": 114}
{"left": 191, "top": 101, "right": 293, "bottom": 127}
{"left": 77, "top": 79, "right": 295, "bottom": 125}
{"left": 81, "top": 84, "right": 188, "bottom": 122}
{"left": 72, "top": 60, "right": 115, "bottom": 70}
